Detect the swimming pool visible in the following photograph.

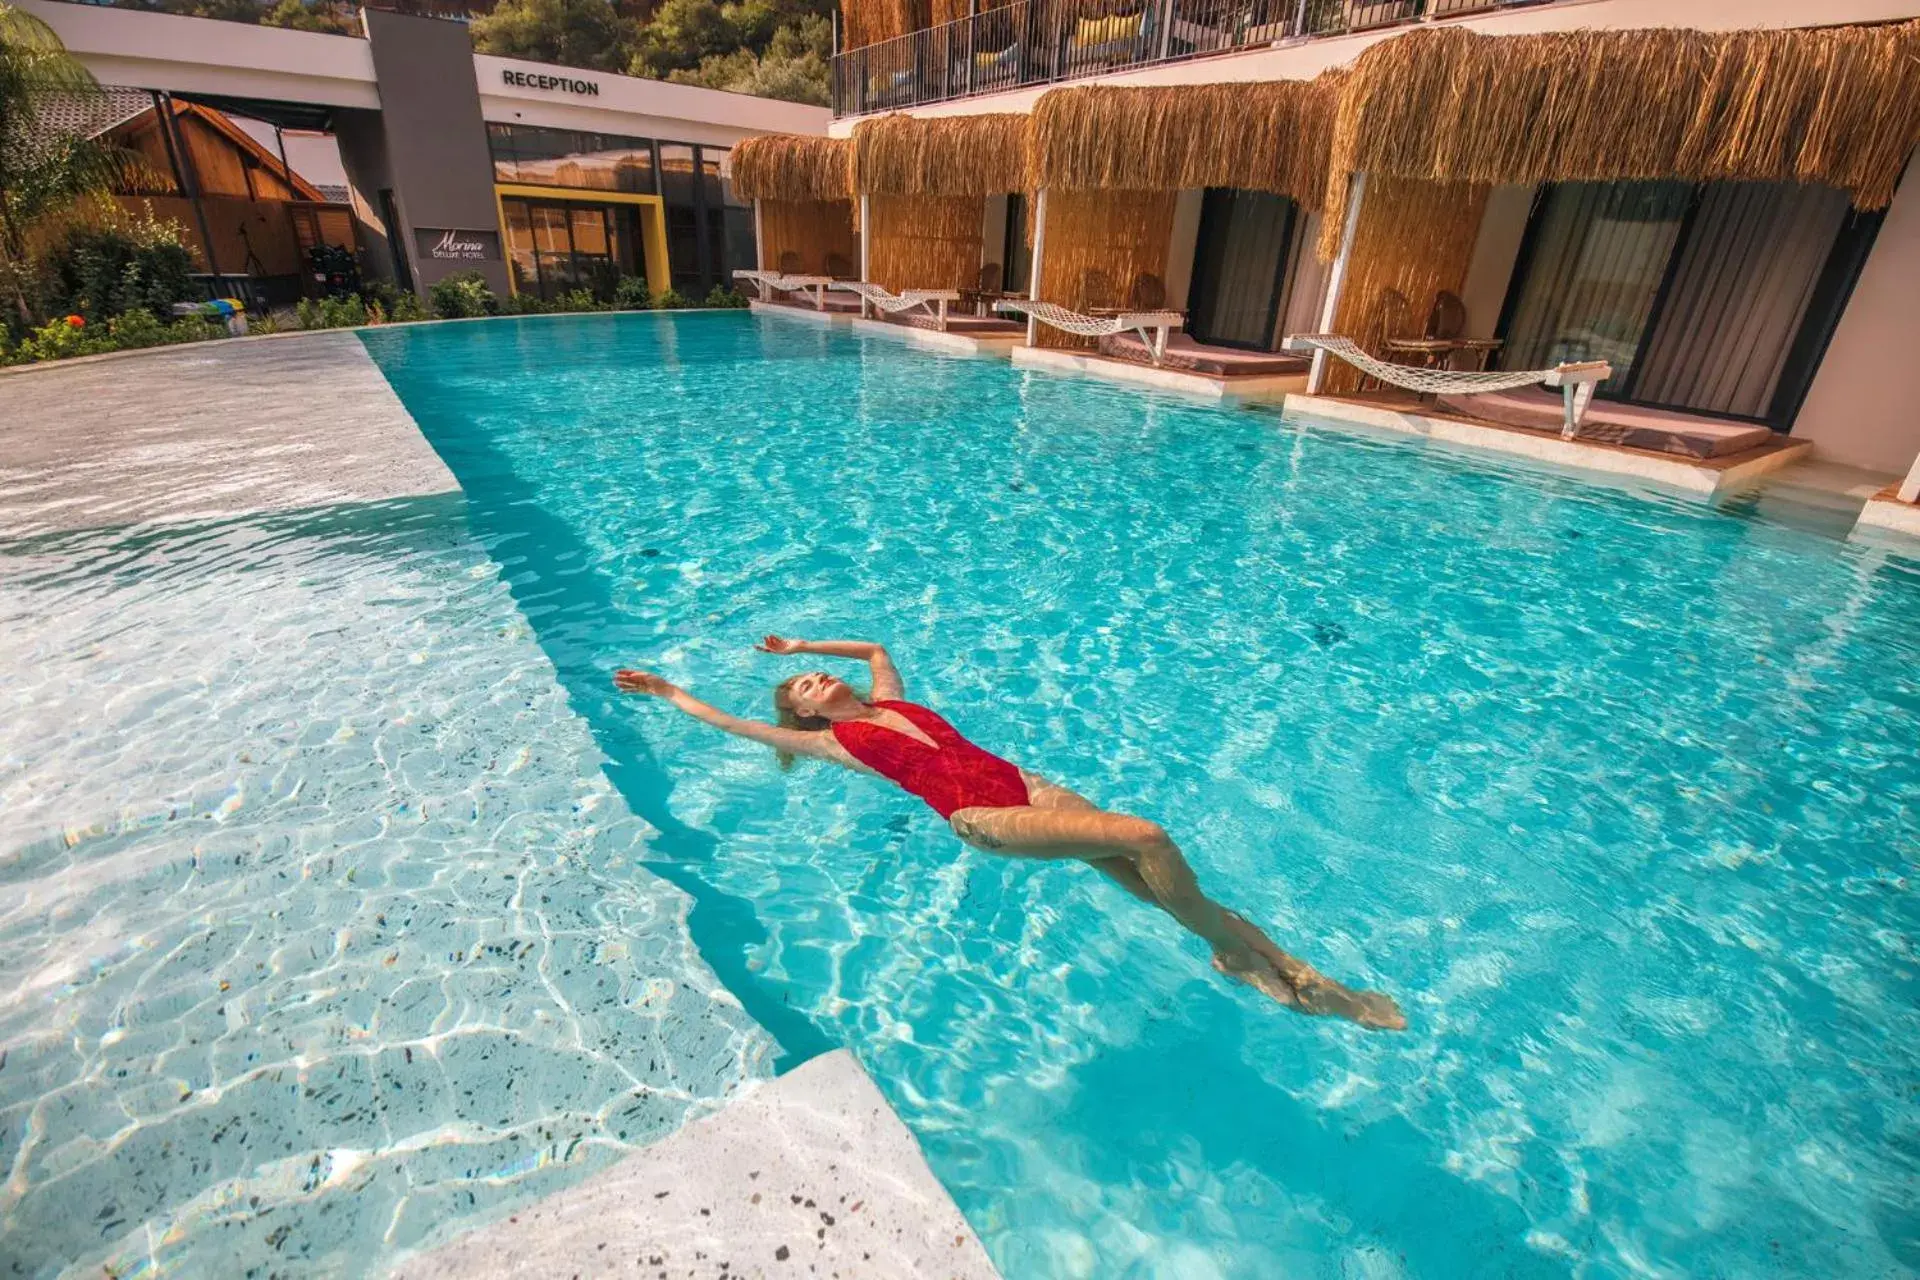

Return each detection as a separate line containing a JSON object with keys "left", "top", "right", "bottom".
{"left": 4, "top": 311, "right": 1915, "bottom": 1278}
{"left": 356, "top": 312, "right": 1917, "bottom": 1278}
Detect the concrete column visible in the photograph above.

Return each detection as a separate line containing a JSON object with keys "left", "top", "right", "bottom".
{"left": 1900, "top": 450, "right": 1920, "bottom": 504}
{"left": 359, "top": 8, "right": 510, "bottom": 298}
{"left": 1026, "top": 186, "right": 1048, "bottom": 347}
{"left": 859, "top": 193, "right": 871, "bottom": 318}
{"left": 1308, "top": 171, "right": 1366, "bottom": 394}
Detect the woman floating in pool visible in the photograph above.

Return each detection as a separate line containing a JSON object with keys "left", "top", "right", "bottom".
{"left": 615, "top": 636, "right": 1404, "bottom": 1030}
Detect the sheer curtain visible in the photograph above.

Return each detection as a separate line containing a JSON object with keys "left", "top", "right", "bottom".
{"left": 1633, "top": 182, "right": 1848, "bottom": 418}
{"left": 1501, "top": 181, "right": 1691, "bottom": 387}
{"left": 1190, "top": 189, "right": 1296, "bottom": 349}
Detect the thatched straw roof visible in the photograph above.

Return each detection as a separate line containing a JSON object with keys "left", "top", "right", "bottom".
{"left": 730, "top": 134, "right": 854, "bottom": 202}
{"left": 842, "top": 0, "right": 920, "bottom": 49}
{"left": 851, "top": 113, "right": 1031, "bottom": 197}
{"left": 1322, "top": 21, "right": 1920, "bottom": 255}
{"left": 1029, "top": 76, "right": 1342, "bottom": 209}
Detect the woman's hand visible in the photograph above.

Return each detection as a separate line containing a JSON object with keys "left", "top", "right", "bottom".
{"left": 613, "top": 669, "right": 676, "bottom": 697}
{"left": 756, "top": 634, "right": 806, "bottom": 655}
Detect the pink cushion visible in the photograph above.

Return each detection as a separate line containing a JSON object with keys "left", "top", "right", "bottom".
{"left": 1098, "top": 333, "right": 1310, "bottom": 377}
{"left": 1437, "top": 388, "right": 1775, "bottom": 459}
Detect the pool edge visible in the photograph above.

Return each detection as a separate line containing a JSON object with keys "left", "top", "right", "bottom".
{"left": 385, "top": 1049, "right": 1000, "bottom": 1279}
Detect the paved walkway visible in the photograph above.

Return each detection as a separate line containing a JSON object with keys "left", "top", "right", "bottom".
{"left": 0, "top": 333, "right": 457, "bottom": 533}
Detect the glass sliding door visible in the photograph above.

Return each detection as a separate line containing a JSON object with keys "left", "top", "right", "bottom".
{"left": 1501, "top": 180, "right": 1692, "bottom": 386}
{"left": 499, "top": 197, "right": 630, "bottom": 302}
{"left": 1631, "top": 182, "right": 1850, "bottom": 420}
{"left": 502, "top": 197, "right": 538, "bottom": 297}
{"left": 1187, "top": 188, "right": 1297, "bottom": 350}
{"left": 1004, "top": 193, "right": 1032, "bottom": 294}
{"left": 532, "top": 203, "right": 578, "bottom": 294}
{"left": 1499, "top": 178, "right": 1873, "bottom": 427}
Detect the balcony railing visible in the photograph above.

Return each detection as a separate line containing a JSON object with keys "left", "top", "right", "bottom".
{"left": 831, "top": 0, "right": 1536, "bottom": 116}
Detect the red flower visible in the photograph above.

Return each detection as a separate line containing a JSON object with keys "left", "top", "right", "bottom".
{"left": 65, "top": 314, "right": 85, "bottom": 329}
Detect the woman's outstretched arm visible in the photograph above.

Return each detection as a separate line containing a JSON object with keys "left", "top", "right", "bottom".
{"left": 756, "top": 635, "right": 903, "bottom": 701}
{"left": 614, "top": 669, "right": 845, "bottom": 761}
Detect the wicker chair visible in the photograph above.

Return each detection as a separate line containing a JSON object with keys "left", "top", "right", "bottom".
{"left": 962, "top": 261, "right": 1007, "bottom": 315}
{"left": 1078, "top": 268, "right": 1119, "bottom": 313}
{"left": 1128, "top": 272, "right": 1168, "bottom": 312}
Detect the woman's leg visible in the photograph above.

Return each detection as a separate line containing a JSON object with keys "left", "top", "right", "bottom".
{"left": 949, "top": 802, "right": 1404, "bottom": 1029}
{"left": 951, "top": 804, "right": 1264, "bottom": 967}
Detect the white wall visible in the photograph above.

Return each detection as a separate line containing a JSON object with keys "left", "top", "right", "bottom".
{"left": 1793, "top": 155, "right": 1920, "bottom": 474}
{"left": 23, "top": 0, "right": 378, "bottom": 108}
{"left": 21, "top": 1, "right": 829, "bottom": 147}
{"left": 476, "top": 55, "right": 828, "bottom": 145}
{"left": 1458, "top": 184, "right": 1534, "bottom": 339}
{"left": 1281, "top": 211, "right": 1329, "bottom": 341}
{"left": 1163, "top": 189, "right": 1204, "bottom": 310}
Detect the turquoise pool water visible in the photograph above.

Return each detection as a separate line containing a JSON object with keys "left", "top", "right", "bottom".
{"left": 0, "top": 493, "right": 769, "bottom": 1275}
{"left": 354, "top": 312, "right": 1919, "bottom": 1278}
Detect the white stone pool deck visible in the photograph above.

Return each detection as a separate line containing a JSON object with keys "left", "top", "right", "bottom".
{"left": 0, "top": 331, "right": 998, "bottom": 1280}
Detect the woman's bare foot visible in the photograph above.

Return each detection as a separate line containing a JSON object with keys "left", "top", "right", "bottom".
{"left": 1213, "top": 954, "right": 1406, "bottom": 1029}
{"left": 1292, "top": 976, "right": 1408, "bottom": 1031}
{"left": 1212, "top": 909, "right": 1409, "bottom": 1031}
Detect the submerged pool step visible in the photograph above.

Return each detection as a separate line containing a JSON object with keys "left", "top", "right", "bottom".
{"left": 385, "top": 1050, "right": 1001, "bottom": 1280}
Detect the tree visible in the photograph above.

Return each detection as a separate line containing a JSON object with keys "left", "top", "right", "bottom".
{"left": 0, "top": 3, "right": 138, "bottom": 280}
{"left": 664, "top": 11, "right": 829, "bottom": 105}
{"left": 470, "top": 0, "right": 631, "bottom": 73}
{"left": 626, "top": 0, "right": 739, "bottom": 78}
{"left": 261, "top": 0, "right": 360, "bottom": 36}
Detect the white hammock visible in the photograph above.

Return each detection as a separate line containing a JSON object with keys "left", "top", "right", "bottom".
{"left": 731, "top": 269, "right": 783, "bottom": 301}
{"left": 831, "top": 282, "right": 961, "bottom": 328}
{"left": 1284, "top": 335, "right": 1612, "bottom": 438}
{"left": 733, "top": 270, "right": 836, "bottom": 309}
{"left": 994, "top": 300, "right": 1185, "bottom": 365}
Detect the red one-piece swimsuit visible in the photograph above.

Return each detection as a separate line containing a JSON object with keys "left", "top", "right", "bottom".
{"left": 830, "top": 700, "right": 1030, "bottom": 818}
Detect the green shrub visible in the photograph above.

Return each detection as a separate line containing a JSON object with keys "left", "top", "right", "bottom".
{"left": 502, "top": 292, "right": 552, "bottom": 315}
{"left": 14, "top": 315, "right": 112, "bottom": 362}
{"left": 429, "top": 270, "right": 498, "bottom": 319}
{"left": 613, "top": 275, "right": 652, "bottom": 310}
{"left": 0, "top": 307, "right": 226, "bottom": 366}
{"left": 651, "top": 287, "right": 688, "bottom": 310}
{"left": 166, "top": 316, "right": 228, "bottom": 345}
{"left": 364, "top": 281, "right": 426, "bottom": 323}
{"left": 553, "top": 288, "right": 606, "bottom": 313}
{"left": 105, "top": 307, "right": 169, "bottom": 350}
{"left": 44, "top": 217, "right": 195, "bottom": 323}
{"left": 296, "top": 294, "right": 370, "bottom": 330}
{"left": 702, "top": 285, "right": 747, "bottom": 309}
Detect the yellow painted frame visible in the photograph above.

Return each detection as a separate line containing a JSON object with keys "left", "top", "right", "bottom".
{"left": 492, "top": 183, "right": 671, "bottom": 295}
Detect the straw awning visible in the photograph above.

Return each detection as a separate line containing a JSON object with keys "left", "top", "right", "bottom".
{"left": 730, "top": 134, "right": 854, "bottom": 203}
{"left": 850, "top": 112, "right": 1032, "bottom": 197}
{"left": 1030, "top": 77, "right": 1341, "bottom": 210}
{"left": 1322, "top": 21, "right": 1920, "bottom": 255}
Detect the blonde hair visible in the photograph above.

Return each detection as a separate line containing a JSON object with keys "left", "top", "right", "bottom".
{"left": 772, "top": 673, "right": 866, "bottom": 770}
{"left": 773, "top": 674, "right": 830, "bottom": 771}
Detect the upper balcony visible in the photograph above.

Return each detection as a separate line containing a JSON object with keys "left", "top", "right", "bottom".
{"left": 830, "top": 0, "right": 1544, "bottom": 117}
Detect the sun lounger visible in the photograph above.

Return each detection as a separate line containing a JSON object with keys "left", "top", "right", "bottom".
{"left": 995, "top": 300, "right": 1185, "bottom": 365}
